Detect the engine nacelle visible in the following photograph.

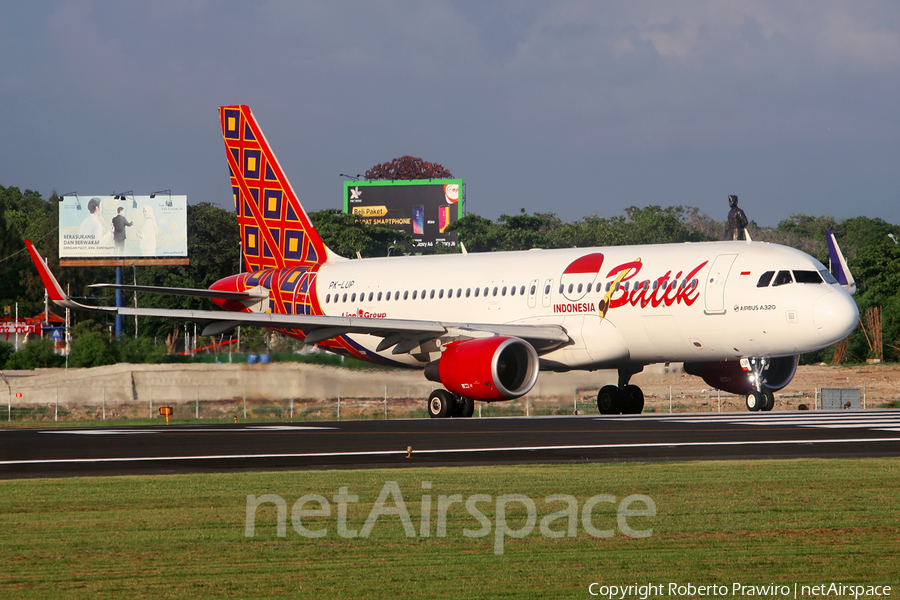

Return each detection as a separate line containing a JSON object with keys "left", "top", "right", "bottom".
{"left": 684, "top": 355, "right": 799, "bottom": 395}
{"left": 425, "top": 336, "right": 539, "bottom": 402}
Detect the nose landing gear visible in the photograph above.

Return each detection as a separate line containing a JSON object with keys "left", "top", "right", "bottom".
{"left": 743, "top": 358, "right": 776, "bottom": 412}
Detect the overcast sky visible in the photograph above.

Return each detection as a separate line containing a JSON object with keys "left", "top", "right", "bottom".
{"left": 2, "top": 1, "right": 899, "bottom": 228}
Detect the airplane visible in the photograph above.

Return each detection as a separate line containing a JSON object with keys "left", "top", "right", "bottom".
{"left": 26, "top": 105, "right": 860, "bottom": 417}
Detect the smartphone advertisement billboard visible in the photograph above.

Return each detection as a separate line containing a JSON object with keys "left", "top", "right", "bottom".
{"left": 59, "top": 194, "right": 188, "bottom": 259}
{"left": 343, "top": 180, "right": 464, "bottom": 251}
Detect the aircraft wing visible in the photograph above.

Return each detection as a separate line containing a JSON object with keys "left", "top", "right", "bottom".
{"left": 25, "top": 241, "right": 569, "bottom": 352}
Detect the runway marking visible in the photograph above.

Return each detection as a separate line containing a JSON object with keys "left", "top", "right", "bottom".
{"left": 38, "top": 426, "right": 337, "bottom": 435}
{"left": 2, "top": 436, "right": 899, "bottom": 467}
{"left": 625, "top": 412, "right": 900, "bottom": 432}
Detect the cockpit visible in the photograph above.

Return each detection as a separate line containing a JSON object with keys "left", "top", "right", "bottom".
{"left": 756, "top": 269, "right": 838, "bottom": 288}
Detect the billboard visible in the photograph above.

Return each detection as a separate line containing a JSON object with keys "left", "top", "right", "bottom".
{"left": 343, "top": 180, "right": 464, "bottom": 251}
{"left": 59, "top": 195, "right": 188, "bottom": 258}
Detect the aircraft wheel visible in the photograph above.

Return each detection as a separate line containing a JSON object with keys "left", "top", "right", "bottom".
{"left": 428, "top": 389, "right": 455, "bottom": 418}
{"left": 761, "top": 390, "right": 775, "bottom": 412}
{"left": 746, "top": 391, "right": 763, "bottom": 412}
{"left": 624, "top": 385, "right": 644, "bottom": 414}
{"left": 454, "top": 396, "right": 475, "bottom": 418}
{"left": 597, "top": 385, "right": 622, "bottom": 415}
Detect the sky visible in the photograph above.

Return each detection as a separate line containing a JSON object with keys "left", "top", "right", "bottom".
{"left": 2, "top": 1, "right": 899, "bottom": 228}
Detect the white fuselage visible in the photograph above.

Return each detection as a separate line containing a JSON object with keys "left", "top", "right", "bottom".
{"left": 311, "top": 240, "right": 859, "bottom": 371}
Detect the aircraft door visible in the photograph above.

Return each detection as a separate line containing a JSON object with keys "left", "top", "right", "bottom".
{"left": 541, "top": 278, "right": 554, "bottom": 308}
{"left": 704, "top": 254, "right": 737, "bottom": 315}
{"left": 527, "top": 278, "right": 539, "bottom": 308}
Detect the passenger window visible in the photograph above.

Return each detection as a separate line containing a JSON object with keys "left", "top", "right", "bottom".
{"left": 466, "top": 288, "right": 471, "bottom": 298}
{"left": 492, "top": 287, "right": 498, "bottom": 297}
{"left": 430, "top": 290, "right": 435, "bottom": 299}
{"left": 457, "top": 288, "right": 462, "bottom": 297}
{"left": 484, "top": 287, "right": 489, "bottom": 297}
{"left": 421, "top": 289, "right": 426, "bottom": 299}
{"left": 510, "top": 286, "right": 516, "bottom": 296}
{"left": 377, "top": 292, "right": 382, "bottom": 301}
{"left": 474, "top": 288, "right": 480, "bottom": 297}
{"left": 351, "top": 293, "right": 357, "bottom": 302}
{"left": 567, "top": 283, "right": 574, "bottom": 294}
{"left": 412, "top": 290, "right": 417, "bottom": 300}
{"left": 576, "top": 283, "right": 582, "bottom": 294}
{"left": 793, "top": 270, "right": 823, "bottom": 284}
{"left": 520, "top": 285, "right": 525, "bottom": 296}
{"left": 501, "top": 286, "right": 507, "bottom": 296}
{"left": 772, "top": 271, "right": 793, "bottom": 287}
{"left": 438, "top": 289, "right": 444, "bottom": 299}
{"left": 325, "top": 294, "right": 331, "bottom": 303}
{"left": 757, "top": 271, "right": 775, "bottom": 287}
{"left": 559, "top": 284, "right": 564, "bottom": 293}
{"left": 342, "top": 293, "right": 348, "bottom": 302}
{"left": 403, "top": 291, "right": 409, "bottom": 300}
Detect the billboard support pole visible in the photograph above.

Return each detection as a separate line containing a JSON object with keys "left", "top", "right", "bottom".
{"left": 115, "top": 266, "right": 124, "bottom": 338}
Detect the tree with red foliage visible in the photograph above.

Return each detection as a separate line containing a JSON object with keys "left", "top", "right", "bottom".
{"left": 365, "top": 156, "right": 452, "bottom": 180}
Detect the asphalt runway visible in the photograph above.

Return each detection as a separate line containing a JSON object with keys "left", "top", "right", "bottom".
{"left": 2, "top": 410, "right": 900, "bottom": 478}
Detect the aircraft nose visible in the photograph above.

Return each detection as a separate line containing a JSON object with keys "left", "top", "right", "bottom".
{"left": 813, "top": 290, "right": 859, "bottom": 343}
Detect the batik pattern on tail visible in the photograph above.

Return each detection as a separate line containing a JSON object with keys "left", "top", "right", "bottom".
{"left": 220, "top": 105, "right": 327, "bottom": 273}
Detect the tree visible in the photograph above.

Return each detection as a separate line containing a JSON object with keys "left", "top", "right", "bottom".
{"left": 5, "top": 338, "right": 64, "bottom": 370}
{"left": 129, "top": 202, "right": 240, "bottom": 339}
{"left": 365, "top": 156, "right": 452, "bottom": 180}
{"left": 310, "top": 209, "right": 412, "bottom": 258}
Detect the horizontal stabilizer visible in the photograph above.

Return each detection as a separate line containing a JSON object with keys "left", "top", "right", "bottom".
{"left": 88, "top": 283, "right": 267, "bottom": 301}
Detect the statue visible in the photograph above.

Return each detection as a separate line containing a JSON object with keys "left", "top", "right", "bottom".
{"left": 726, "top": 195, "right": 748, "bottom": 241}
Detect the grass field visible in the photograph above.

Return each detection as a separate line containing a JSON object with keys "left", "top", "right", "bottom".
{"left": 0, "top": 458, "right": 897, "bottom": 599}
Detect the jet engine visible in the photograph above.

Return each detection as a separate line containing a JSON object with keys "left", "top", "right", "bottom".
{"left": 425, "top": 336, "right": 539, "bottom": 402}
{"left": 683, "top": 355, "right": 799, "bottom": 395}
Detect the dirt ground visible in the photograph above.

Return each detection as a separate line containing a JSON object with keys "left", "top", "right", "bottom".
{"left": 5, "top": 361, "right": 899, "bottom": 423}
{"left": 627, "top": 362, "right": 900, "bottom": 412}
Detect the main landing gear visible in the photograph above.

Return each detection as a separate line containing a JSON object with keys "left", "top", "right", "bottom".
{"left": 597, "top": 368, "right": 645, "bottom": 415}
{"left": 428, "top": 389, "right": 475, "bottom": 419}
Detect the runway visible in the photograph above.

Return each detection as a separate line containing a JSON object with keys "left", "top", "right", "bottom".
{"left": 2, "top": 410, "right": 900, "bottom": 478}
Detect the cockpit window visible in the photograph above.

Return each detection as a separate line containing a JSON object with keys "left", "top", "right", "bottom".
{"left": 757, "top": 271, "right": 775, "bottom": 287}
{"left": 819, "top": 269, "right": 838, "bottom": 284}
{"left": 793, "top": 270, "right": 823, "bottom": 284}
{"left": 772, "top": 270, "right": 793, "bottom": 287}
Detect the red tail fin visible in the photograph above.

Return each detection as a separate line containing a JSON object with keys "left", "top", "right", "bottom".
{"left": 220, "top": 105, "right": 331, "bottom": 272}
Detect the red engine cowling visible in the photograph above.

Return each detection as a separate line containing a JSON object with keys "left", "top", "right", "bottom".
{"left": 683, "top": 355, "right": 799, "bottom": 395}
{"left": 425, "top": 336, "right": 539, "bottom": 402}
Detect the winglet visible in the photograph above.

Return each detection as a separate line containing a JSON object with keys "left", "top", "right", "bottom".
{"left": 825, "top": 230, "right": 856, "bottom": 295}
{"left": 25, "top": 241, "right": 115, "bottom": 311}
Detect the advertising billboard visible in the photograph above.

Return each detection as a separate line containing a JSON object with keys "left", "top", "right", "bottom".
{"left": 59, "top": 194, "right": 188, "bottom": 258}
{"left": 343, "top": 180, "right": 464, "bottom": 251}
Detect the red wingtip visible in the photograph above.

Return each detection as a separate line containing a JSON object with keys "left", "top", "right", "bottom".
{"left": 24, "top": 241, "right": 69, "bottom": 303}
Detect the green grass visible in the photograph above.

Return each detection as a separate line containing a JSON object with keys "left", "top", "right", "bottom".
{"left": 0, "top": 459, "right": 897, "bottom": 599}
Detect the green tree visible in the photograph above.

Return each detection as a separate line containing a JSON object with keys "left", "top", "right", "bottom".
{"left": 5, "top": 338, "right": 64, "bottom": 370}
{"left": 68, "top": 321, "right": 118, "bottom": 368}
{"left": 127, "top": 202, "right": 241, "bottom": 340}
{"left": 310, "top": 209, "right": 412, "bottom": 258}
